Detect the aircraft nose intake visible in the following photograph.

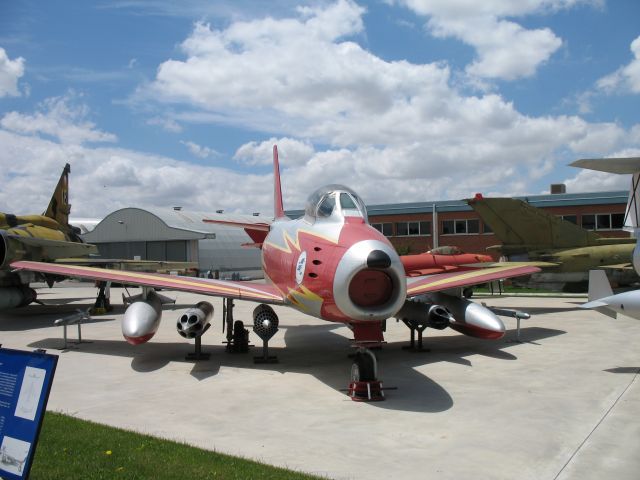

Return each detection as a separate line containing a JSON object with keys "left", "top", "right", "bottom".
{"left": 367, "top": 250, "right": 391, "bottom": 269}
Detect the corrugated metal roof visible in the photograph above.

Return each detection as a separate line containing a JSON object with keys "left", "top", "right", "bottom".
{"left": 285, "top": 190, "right": 628, "bottom": 217}
{"left": 83, "top": 208, "right": 273, "bottom": 242}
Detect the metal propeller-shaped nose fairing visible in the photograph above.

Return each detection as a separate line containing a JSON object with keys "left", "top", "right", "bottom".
{"left": 334, "top": 240, "right": 406, "bottom": 321}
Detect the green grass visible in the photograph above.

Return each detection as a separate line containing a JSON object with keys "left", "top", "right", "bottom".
{"left": 30, "top": 412, "right": 323, "bottom": 480}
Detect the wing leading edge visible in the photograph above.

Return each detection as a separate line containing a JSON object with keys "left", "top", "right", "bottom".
{"left": 405, "top": 264, "right": 540, "bottom": 297}
{"left": 11, "top": 260, "right": 286, "bottom": 304}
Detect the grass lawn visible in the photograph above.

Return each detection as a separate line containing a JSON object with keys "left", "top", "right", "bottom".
{"left": 30, "top": 412, "right": 323, "bottom": 479}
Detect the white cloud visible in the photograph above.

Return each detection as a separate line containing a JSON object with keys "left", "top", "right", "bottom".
{"left": 0, "top": 129, "right": 270, "bottom": 218}
{"left": 0, "top": 47, "right": 25, "bottom": 97}
{"left": 597, "top": 35, "right": 640, "bottom": 94}
{"left": 1, "top": 92, "right": 116, "bottom": 144}
{"left": 393, "top": 0, "right": 598, "bottom": 80}
{"left": 147, "top": 116, "right": 183, "bottom": 133}
{"left": 131, "top": 1, "right": 640, "bottom": 204}
{"left": 181, "top": 140, "right": 219, "bottom": 159}
{"left": 234, "top": 138, "right": 314, "bottom": 166}
{"left": 564, "top": 148, "right": 640, "bottom": 193}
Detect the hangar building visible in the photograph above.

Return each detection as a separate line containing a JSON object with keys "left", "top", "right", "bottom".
{"left": 82, "top": 208, "right": 266, "bottom": 279}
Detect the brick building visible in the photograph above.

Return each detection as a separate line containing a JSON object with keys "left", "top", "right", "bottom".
{"left": 288, "top": 189, "right": 630, "bottom": 258}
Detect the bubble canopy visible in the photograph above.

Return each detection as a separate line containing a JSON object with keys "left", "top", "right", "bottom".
{"left": 304, "top": 184, "right": 368, "bottom": 222}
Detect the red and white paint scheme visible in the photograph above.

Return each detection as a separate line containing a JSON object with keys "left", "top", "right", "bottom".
{"left": 11, "top": 146, "right": 539, "bottom": 396}
{"left": 401, "top": 247, "right": 494, "bottom": 277}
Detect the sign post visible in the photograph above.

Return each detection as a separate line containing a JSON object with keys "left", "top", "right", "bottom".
{"left": 0, "top": 347, "right": 58, "bottom": 480}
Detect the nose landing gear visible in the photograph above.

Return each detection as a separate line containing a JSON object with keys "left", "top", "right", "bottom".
{"left": 347, "top": 347, "right": 386, "bottom": 401}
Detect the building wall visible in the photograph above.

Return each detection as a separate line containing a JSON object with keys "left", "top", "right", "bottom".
{"left": 370, "top": 200, "right": 629, "bottom": 256}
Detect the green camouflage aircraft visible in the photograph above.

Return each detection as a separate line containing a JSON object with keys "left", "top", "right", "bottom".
{"left": 0, "top": 164, "right": 98, "bottom": 308}
{"left": 466, "top": 195, "right": 637, "bottom": 291}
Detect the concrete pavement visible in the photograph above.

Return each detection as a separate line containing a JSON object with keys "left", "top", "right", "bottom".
{"left": 1, "top": 282, "right": 639, "bottom": 479}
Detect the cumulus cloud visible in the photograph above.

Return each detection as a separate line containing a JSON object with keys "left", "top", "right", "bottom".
{"left": 0, "top": 129, "right": 270, "bottom": 218}
{"left": 129, "top": 0, "right": 640, "bottom": 206}
{"left": 392, "top": 0, "right": 598, "bottom": 80}
{"left": 0, "top": 47, "right": 25, "bottom": 97}
{"left": 3, "top": 2, "right": 639, "bottom": 220}
{"left": 180, "top": 140, "right": 220, "bottom": 159}
{"left": 597, "top": 35, "right": 640, "bottom": 94}
{"left": 1, "top": 92, "right": 116, "bottom": 144}
{"left": 234, "top": 138, "right": 314, "bottom": 166}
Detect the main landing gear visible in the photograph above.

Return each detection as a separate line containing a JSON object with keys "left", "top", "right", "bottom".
{"left": 223, "top": 298, "right": 250, "bottom": 353}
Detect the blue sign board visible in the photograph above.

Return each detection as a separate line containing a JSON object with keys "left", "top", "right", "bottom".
{"left": 0, "top": 347, "right": 58, "bottom": 479}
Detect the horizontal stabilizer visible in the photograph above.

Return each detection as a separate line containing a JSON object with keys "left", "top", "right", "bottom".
{"left": 570, "top": 157, "right": 640, "bottom": 174}
{"left": 578, "top": 301, "right": 617, "bottom": 319}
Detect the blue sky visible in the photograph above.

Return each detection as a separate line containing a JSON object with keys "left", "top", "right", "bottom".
{"left": 0, "top": 0, "right": 639, "bottom": 218}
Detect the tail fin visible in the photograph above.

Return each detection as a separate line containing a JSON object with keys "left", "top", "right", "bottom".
{"left": 44, "top": 163, "right": 72, "bottom": 226}
{"left": 583, "top": 269, "right": 617, "bottom": 318}
{"left": 587, "top": 269, "right": 614, "bottom": 302}
{"left": 466, "top": 195, "right": 600, "bottom": 249}
{"left": 273, "top": 145, "right": 285, "bottom": 219}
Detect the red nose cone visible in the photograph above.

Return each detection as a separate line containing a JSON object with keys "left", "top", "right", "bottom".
{"left": 349, "top": 269, "right": 393, "bottom": 307}
{"left": 124, "top": 332, "right": 156, "bottom": 345}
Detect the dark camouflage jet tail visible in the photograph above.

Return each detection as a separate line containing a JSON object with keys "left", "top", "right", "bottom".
{"left": 44, "top": 163, "right": 72, "bottom": 227}
{"left": 466, "top": 195, "right": 601, "bottom": 249}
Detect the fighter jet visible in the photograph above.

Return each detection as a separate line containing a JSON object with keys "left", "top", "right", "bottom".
{"left": 466, "top": 194, "right": 637, "bottom": 291}
{"left": 571, "top": 157, "right": 640, "bottom": 320}
{"left": 0, "top": 164, "right": 97, "bottom": 308}
{"left": 12, "top": 146, "right": 539, "bottom": 399}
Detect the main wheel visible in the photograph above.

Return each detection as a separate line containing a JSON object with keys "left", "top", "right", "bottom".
{"left": 232, "top": 320, "right": 249, "bottom": 353}
{"left": 350, "top": 351, "right": 376, "bottom": 382}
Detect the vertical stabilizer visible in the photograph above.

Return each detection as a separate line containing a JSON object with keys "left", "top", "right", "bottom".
{"left": 588, "top": 270, "right": 614, "bottom": 302}
{"left": 44, "top": 163, "right": 72, "bottom": 226}
{"left": 273, "top": 145, "right": 285, "bottom": 219}
{"left": 466, "top": 195, "right": 599, "bottom": 248}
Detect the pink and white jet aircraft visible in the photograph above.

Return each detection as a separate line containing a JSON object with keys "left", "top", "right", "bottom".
{"left": 12, "top": 146, "right": 538, "bottom": 400}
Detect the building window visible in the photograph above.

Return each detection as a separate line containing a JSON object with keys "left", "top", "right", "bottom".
{"left": 371, "top": 222, "right": 393, "bottom": 236}
{"left": 442, "top": 219, "right": 480, "bottom": 235}
{"left": 582, "top": 213, "right": 625, "bottom": 231}
{"left": 483, "top": 222, "right": 493, "bottom": 234}
{"left": 561, "top": 215, "right": 578, "bottom": 225}
{"left": 394, "top": 221, "right": 431, "bottom": 236}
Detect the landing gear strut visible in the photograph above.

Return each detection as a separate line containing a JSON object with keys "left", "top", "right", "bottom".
{"left": 223, "top": 298, "right": 250, "bottom": 353}
{"left": 347, "top": 347, "right": 386, "bottom": 401}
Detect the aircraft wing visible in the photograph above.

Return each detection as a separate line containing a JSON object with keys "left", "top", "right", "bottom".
{"left": 10, "top": 260, "right": 286, "bottom": 304}
{"left": 405, "top": 264, "right": 540, "bottom": 297}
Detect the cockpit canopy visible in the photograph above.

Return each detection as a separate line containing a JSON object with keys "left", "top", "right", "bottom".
{"left": 304, "top": 184, "right": 368, "bottom": 223}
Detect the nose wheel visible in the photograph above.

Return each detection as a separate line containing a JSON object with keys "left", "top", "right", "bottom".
{"left": 347, "top": 348, "right": 386, "bottom": 401}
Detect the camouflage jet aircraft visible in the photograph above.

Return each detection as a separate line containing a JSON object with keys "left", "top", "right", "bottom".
{"left": 466, "top": 194, "right": 637, "bottom": 291}
{"left": 0, "top": 164, "right": 97, "bottom": 308}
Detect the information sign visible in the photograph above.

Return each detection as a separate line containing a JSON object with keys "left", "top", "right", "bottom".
{"left": 0, "top": 347, "right": 58, "bottom": 480}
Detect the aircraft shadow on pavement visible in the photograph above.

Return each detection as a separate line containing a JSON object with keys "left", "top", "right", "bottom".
{"left": 27, "top": 324, "right": 565, "bottom": 413}
{"left": 603, "top": 367, "right": 640, "bottom": 374}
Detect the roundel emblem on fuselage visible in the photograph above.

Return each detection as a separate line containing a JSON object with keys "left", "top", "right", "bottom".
{"left": 295, "top": 251, "right": 307, "bottom": 285}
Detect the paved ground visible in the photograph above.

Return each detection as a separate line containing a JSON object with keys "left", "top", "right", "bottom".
{"left": 1, "top": 281, "right": 639, "bottom": 480}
